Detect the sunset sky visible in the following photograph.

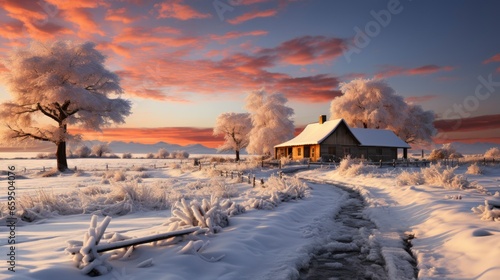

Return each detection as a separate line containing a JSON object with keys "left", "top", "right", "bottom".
{"left": 0, "top": 0, "right": 499, "bottom": 149}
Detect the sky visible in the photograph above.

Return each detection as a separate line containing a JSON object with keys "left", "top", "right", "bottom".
{"left": 0, "top": 0, "right": 499, "bottom": 149}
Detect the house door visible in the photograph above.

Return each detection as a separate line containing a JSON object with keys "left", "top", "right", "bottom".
{"left": 304, "top": 146, "right": 310, "bottom": 158}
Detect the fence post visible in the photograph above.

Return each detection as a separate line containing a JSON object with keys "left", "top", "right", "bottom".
{"left": 261, "top": 157, "right": 264, "bottom": 168}
{"left": 106, "top": 164, "right": 108, "bottom": 171}
{"left": 260, "top": 178, "right": 264, "bottom": 186}
{"left": 248, "top": 175, "right": 251, "bottom": 184}
{"left": 231, "top": 172, "right": 233, "bottom": 179}
{"left": 392, "top": 159, "right": 396, "bottom": 168}
{"left": 379, "top": 160, "right": 382, "bottom": 168}
{"left": 253, "top": 176, "right": 256, "bottom": 188}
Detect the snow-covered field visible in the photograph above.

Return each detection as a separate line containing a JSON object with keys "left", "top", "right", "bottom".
{"left": 1, "top": 157, "right": 499, "bottom": 279}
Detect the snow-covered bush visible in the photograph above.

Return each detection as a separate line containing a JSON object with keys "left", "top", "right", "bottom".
{"left": 156, "top": 148, "right": 170, "bottom": 159}
{"left": 336, "top": 156, "right": 374, "bottom": 177}
{"left": 91, "top": 143, "right": 111, "bottom": 158}
{"left": 245, "top": 175, "right": 310, "bottom": 210}
{"left": 428, "top": 143, "right": 462, "bottom": 160}
{"left": 466, "top": 163, "right": 483, "bottom": 175}
{"left": 122, "top": 152, "right": 132, "bottom": 159}
{"left": 396, "top": 170, "right": 425, "bottom": 186}
{"left": 74, "top": 145, "right": 91, "bottom": 158}
{"left": 397, "top": 163, "right": 471, "bottom": 189}
{"left": 207, "top": 177, "right": 237, "bottom": 199}
{"left": 146, "top": 153, "right": 155, "bottom": 159}
{"left": 66, "top": 215, "right": 113, "bottom": 276}
{"left": 165, "top": 197, "right": 244, "bottom": 234}
{"left": 172, "top": 150, "right": 189, "bottom": 159}
{"left": 484, "top": 147, "right": 500, "bottom": 158}
{"left": 12, "top": 182, "right": 170, "bottom": 221}
{"left": 280, "top": 156, "right": 292, "bottom": 167}
{"left": 472, "top": 199, "right": 500, "bottom": 221}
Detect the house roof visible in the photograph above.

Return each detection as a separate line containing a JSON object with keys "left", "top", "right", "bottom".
{"left": 274, "top": 119, "right": 346, "bottom": 148}
{"left": 350, "top": 128, "right": 411, "bottom": 148}
{"left": 274, "top": 118, "right": 411, "bottom": 149}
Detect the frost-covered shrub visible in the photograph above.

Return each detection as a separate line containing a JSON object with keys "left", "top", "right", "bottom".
{"left": 156, "top": 148, "right": 170, "bottom": 159}
{"left": 466, "top": 163, "right": 483, "bottom": 175}
{"left": 484, "top": 147, "right": 500, "bottom": 158}
{"left": 397, "top": 163, "right": 471, "bottom": 189}
{"left": 113, "top": 170, "right": 126, "bottom": 181}
{"left": 208, "top": 177, "right": 237, "bottom": 199}
{"left": 336, "top": 156, "right": 374, "bottom": 177}
{"left": 146, "top": 153, "right": 155, "bottom": 159}
{"left": 122, "top": 152, "right": 132, "bottom": 159}
{"left": 472, "top": 199, "right": 500, "bottom": 221}
{"left": 280, "top": 156, "right": 292, "bottom": 167}
{"left": 396, "top": 170, "right": 425, "bottom": 186}
{"left": 428, "top": 143, "right": 462, "bottom": 160}
{"left": 245, "top": 175, "right": 310, "bottom": 210}
{"left": 74, "top": 145, "right": 91, "bottom": 158}
{"left": 172, "top": 150, "right": 189, "bottom": 159}
{"left": 165, "top": 197, "right": 244, "bottom": 234}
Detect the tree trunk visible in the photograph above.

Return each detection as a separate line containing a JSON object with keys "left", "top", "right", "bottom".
{"left": 56, "top": 141, "right": 68, "bottom": 171}
{"left": 235, "top": 150, "right": 240, "bottom": 161}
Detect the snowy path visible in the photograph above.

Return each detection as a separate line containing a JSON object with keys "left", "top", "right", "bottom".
{"left": 299, "top": 185, "right": 390, "bottom": 279}
{"left": 298, "top": 178, "right": 419, "bottom": 280}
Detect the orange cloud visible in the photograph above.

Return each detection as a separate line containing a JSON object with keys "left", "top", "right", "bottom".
{"left": 375, "top": 64, "right": 454, "bottom": 79}
{"left": 228, "top": 9, "right": 277, "bottom": 24}
{"left": 70, "top": 127, "right": 225, "bottom": 148}
{"left": 210, "top": 30, "right": 268, "bottom": 42}
{"left": 62, "top": 7, "right": 105, "bottom": 36}
{"left": 154, "top": 0, "right": 211, "bottom": 20}
{"left": 483, "top": 53, "right": 500, "bottom": 64}
{"left": 113, "top": 26, "right": 198, "bottom": 47}
{"left": 105, "top": 7, "right": 142, "bottom": 24}
{"left": 0, "top": 0, "right": 72, "bottom": 40}
{"left": 114, "top": 35, "right": 346, "bottom": 102}
{"left": 260, "top": 36, "right": 347, "bottom": 65}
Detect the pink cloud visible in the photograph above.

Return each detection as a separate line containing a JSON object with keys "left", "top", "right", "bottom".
{"left": 210, "top": 30, "right": 268, "bottom": 42}
{"left": 228, "top": 9, "right": 278, "bottom": 24}
{"left": 434, "top": 114, "right": 500, "bottom": 133}
{"left": 113, "top": 26, "right": 199, "bottom": 47}
{"left": 375, "top": 64, "right": 454, "bottom": 79}
{"left": 0, "top": 0, "right": 72, "bottom": 40}
{"left": 154, "top": 0, "right": 211, "bottom": 20}
{"left": 105, "top": 7, "right": 142, "bottom": 24}
{"left": 259, "top": 36, "right": 348, "bottom": 65}
{"left": 483, "top": 53, "right": 500, "bottom": 64}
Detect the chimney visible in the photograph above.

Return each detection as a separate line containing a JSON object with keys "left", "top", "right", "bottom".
{"left": 319, "top": 115, "right": 327, "bottom": 124}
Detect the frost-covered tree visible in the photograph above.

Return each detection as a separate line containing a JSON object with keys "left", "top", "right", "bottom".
{"left": 329, "top": 78, "right": 435, "bottom": 144}
{"left": 484, "top": 147, "right": 500, "bottom": 158}
{"left": 0, "top": 41, "right": 131, "bottom": 171}
{"left": 213, "top": 112, "right": 251, "bottom": 161}
{"left": 91, "top": 143, "right": 111, "bottom": 157}
{"left": 74, "top": 145, "right": 91, "bottom": 158}
{"left": 245, "top": 89, "right": 294, "bottom": 155}
{"left": 156, "top": 148, "right": 169, "bottom": 159}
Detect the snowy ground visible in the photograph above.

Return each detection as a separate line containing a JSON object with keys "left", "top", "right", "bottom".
{"left": 1, "top": 157, "right": 499, "bottom": 279}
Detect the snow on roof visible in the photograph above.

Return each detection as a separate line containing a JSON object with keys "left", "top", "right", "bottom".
{"left": 275, "top": 119, "right": 345, "bottom": 148}
{"left": 350, "top": 128, "right": 411, "bottom": 148}
{"left": 275, "top": 118, "right": 411, "bottom": 148}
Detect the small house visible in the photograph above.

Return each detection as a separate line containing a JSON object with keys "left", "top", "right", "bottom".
{"left": 274, "top": 115, "right": 410, "bottom": 162}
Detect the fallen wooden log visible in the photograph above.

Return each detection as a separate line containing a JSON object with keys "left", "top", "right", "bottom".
{"left": 67, "top": 226, "right": 200, "bottom": 254}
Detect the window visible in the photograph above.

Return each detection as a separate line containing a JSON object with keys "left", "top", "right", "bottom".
{"left": 297, "top": 147, "right": 302, "bottom": 156}
{"left": 311, "top": 147, "right": 315, "bottom": 157}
